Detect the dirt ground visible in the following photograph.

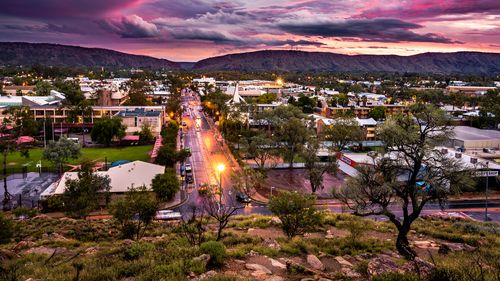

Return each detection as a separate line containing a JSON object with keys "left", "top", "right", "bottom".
{"left": 258, "top": 168, "right": 347, "bottom": 198}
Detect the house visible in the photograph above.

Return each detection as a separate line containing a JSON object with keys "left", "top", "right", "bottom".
{"left": 21, "top": 90, "right": 65, "bottom": 106}
{"left": 445, "top": 86, "right": 497, "bottom": 96}
{"left": 2, "top": 85, "right": 35, "bottom": 95}
{"left": 42, "top": 161, "right": 165, "bottom": 197}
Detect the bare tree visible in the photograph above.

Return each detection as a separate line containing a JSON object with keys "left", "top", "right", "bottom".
{"left": 336, "top": 104, "right": 473, "bottom": 260}
{"left": 202, "top": 188, "right": 243, "bottom": 241}
{"left": 179, "top": 203, "right": 207, "bottom": 246}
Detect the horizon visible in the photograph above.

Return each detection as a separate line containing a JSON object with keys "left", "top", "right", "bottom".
{"left": 0, "top": 0, "right": 499, "bottom": 61}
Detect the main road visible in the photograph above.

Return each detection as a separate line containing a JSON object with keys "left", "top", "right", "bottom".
{"left": 175, "top": 92, "right": 500, "bottom": 222}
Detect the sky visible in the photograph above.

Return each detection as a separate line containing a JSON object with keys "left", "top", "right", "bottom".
{"left": 0, "top": 0, "right": 499, "bottom": 61}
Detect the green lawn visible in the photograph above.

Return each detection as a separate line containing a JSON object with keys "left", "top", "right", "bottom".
{"left": 1, "top": 145, "right": 153, "bottom": 173}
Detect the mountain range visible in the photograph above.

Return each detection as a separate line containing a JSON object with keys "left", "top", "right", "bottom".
{"left": 1, "top": 42, "right": 499, "bottom": 74}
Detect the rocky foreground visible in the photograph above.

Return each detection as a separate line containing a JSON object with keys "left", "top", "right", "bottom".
{"left": 0, "top": 213, "right": 499, "bottom": 281}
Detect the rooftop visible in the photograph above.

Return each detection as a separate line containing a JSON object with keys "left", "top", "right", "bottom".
{"left": 452, "top": 126, "right": 500, "bottom": 141}
{"left": 115, "top": 108, "right": 161, "bottom": 117}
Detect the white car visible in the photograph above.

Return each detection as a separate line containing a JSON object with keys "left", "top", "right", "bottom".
{"left": 185, "top": 163, "right": 192, "bottom": 173}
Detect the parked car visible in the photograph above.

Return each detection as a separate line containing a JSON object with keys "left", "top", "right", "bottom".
{"left": 185, "top": 163, "right": 192, "bottom": 173}
{"left": 236, "top": 192, "right": 251, "bottom": 203}
{"left": 186, "top": 174, "right": 193, "bottom": 184}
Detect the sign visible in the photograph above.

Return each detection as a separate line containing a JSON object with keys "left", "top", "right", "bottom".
{"left": 474, "top": 171, "right": 499, "bottom": 177}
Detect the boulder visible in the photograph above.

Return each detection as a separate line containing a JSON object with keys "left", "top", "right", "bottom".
{"left": 402, "top": 257, "right": 435, "bottom": 277}
{"left": 268, "top": 258, "right": 286, "bottom": 269}
{"left": 264, "top": 238, "right": 281, "bottom": 250}
{"left": 12, "top": 241, "right": 36, "bottom": 252}
{"left": 270, "top": 217, "right": 282, "bottom": 224}
{"left": 367, "top": 256, "right": 400, "bottom": 276}
{"left": 306, "top": 254, "right": 325, "bottom": 271}
{"left": 334, "top": 256, "right": 353, "bottom": 268}
{"left": 198, "top": 270, "right": 217, "bottom": 280}
{"left": 245, "top": 263, "right": 272, "bottom": 274}
{"left": 438, "top": 242, "right": 476, "bottom": 254}
{"left": 193, "top": 254, "right": 211, "bottom": 263}
{"left": 0, "top": 249, "right": 18, "bottom": 261}
{"left": 251, "top": 270, "right": 269, "bottom": 279}
{"left": 341, "top": 267, "right": 361, "bottom": 278}
{"left": 23, "top": 246, "right": 67, "bottom": 256}
{"left": 413, "top": 240, "right": 439, "bottom": 250}
{"left": 84, "top": 247, "right": 98, "bottom": 255}
{"left": 266, "top": 276, "right": 285, "bottom": 281}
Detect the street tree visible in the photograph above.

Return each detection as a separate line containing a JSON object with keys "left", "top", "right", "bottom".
{"left": 109, "top": 186, "right": 158, "bottom": 240}
{"left": 268, "top": 191, "right": 322, "bottom": 238}
{"left": 323, "top": 117, "right": 363, "bottom": 152}
{"left": 34, "top": 80, "right": 53, "bottom": 96}
{"left": 62, "top": 161, "right": 111, "bottom": 218}
{"left": 151, "top": 169, "right": 179, "bottom": 201}
{"left": 54, "top": 79, "right": 85, "bottom": 106}
{"left": 335, "top": 104, "right": 473, "bottom": 260}
{"left": 43, "top": 137, "right": 81, "bottom": 173}
{"left": 302, "top": 138, "right": 337, "bottom": 194}
{"left": 124, "top": 79, "right": 152, "bottom": 106}
{"left": 246, "top": 134, "right": 279, "bottom": 171}
{"left": 90, "top": 117, "right": 126, "bottom": 145}
{"left": 138, "top": 123, "right": 154, "bottom": 142}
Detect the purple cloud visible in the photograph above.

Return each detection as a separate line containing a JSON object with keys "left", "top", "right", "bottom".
{"left": 100, "top": 15, "right": 159, "bottom": 38}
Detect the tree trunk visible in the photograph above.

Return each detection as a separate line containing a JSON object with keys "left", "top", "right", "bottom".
{"left": 216, "top": 222, "right": 223, "bottom": 241}
{"left": 2, "top": 153, "right": 10, "bottom": 211}
{"left": 396, "top": 228, "right": 417, "bottom": 260}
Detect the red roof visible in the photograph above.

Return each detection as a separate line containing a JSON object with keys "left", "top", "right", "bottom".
{"left": 16, "top": 136, "right": 35, "bottom": 144}
{"left": 122, "top": 135, "right": 140, "bottom": 141}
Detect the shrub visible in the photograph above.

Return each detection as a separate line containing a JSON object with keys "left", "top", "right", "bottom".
{"left": 124, "top": 242, "right": 155, "bottom": 260}
{"left": 13, "top": 207, "right": 38, "bottom": 218}
{"left": 0, "top": 212, "right": 14, "bottom": 244}
{"left": 200, "top": 241, "right": 226, "bottom": 267}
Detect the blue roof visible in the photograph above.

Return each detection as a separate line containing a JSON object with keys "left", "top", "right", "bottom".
{"left": 115, "top": 108, "right": 161, "bottom": 117}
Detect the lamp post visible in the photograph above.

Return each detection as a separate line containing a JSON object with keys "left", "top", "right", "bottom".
{"left": 217, "top": 164, "right": 225, "bottom": 205}
{"left": 270, "top": 186, "right": 275, "bottom": 198}
{"left": 484, "top": 162, "right": 489, "bottom": 221}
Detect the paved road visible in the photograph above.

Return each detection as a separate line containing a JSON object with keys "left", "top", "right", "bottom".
{"left": 175, "top": 93, "right": 500, "bottom": 222}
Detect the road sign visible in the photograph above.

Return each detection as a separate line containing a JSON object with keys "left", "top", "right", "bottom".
{"left": 474, "top": 171, "right": 499, "bottom": 177}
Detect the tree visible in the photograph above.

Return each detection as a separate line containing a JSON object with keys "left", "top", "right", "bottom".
{"left": 109, "top": 186, "right": 158, "bottom": 240}
{"left": 336, "top": 104, "right": 473, "bottom": 260}
{"left": 62, "top": 161, "right": 111, "bottom": 218}
{"left": 0, "top": 212, "right": 13, "bottom": 244}
{"left": 54, "top": 79, "right": 85, "bottom": 106}
{"left": 368, "top": 106, "right": 386, "bottom": 121}
{"left": 34, "top": 80, "right": 53, "bottom": 96}
{"left": 276, "top": 117, "right": 310, "bottom": 168}
{"left": 138, "top": 123, "right": 154, "bottom": 142}
{"left": 90, "top": 117, "right": 126, "bottom": 145}
{"left": 151, "top": 170, "right": 179, "bottom": 201}
{"left": 203, "top": 189, "right": 243, "bottom": 241}
{"left": 124, "top": 79, "right": 152, "bottom": 106}
{"left": 230, "top": 166, "right": 264, "bottom": 193}
{"left": 302, "top": 138, "right": 337, "bottom": 193}
{"left": 323, "top": 118, "right": 363, "bottom": 152}
{"left": 246, "top": 134, "right": 279, "bottom": 171}
{"left": 2, "top": 106, "right": 40, "bottom": 137}
{"left": 43, "top": 137, "right": 81, "bottom": 173}
{"left": 268, "top": 191, "right": 322, "bottom": 238}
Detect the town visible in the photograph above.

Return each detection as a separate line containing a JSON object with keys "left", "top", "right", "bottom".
{"left": 0, "top": 0, "right": 499, "bottom": 279}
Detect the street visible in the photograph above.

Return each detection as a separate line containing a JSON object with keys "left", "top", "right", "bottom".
{"left": 176, "top": 92, "right": 500, "bottom": 222}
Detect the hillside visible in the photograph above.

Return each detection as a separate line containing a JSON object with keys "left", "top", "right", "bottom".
{"left": 0, "top": 212, "right": 498, "bottom": 280}
{"left": 193, "top": 50, "right": 500, "bottom": 74}
{"left": 0, "top": 42, "right": 180, "bottom": 69}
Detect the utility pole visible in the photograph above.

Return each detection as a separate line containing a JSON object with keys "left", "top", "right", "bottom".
{"left": 485, "top": 162, "right": 489, "bottom": 221}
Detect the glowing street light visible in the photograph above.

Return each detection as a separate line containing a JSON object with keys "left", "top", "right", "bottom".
{"left": 217, "top": 163, "right": 225, "bottom": 204}
{"left": 217, "top": 163, "right": 225, "bottom": 173}
{"left": 276, "top": 78, "right": 284, "bottom": 86}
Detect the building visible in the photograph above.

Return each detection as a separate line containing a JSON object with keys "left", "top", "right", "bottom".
{"left": 42, "top": 161, "right": 165, "bottom": 197}
{"left": 446, "top": 86, "right": 497, "bottom": 96}
{"left": 115, "top": 108, "right": 163, "bottom": 134}
{"left": 2, "top": 85, "right": 35, "bottom": 95}
{"left": 21, "top": 90, "right": 65, "bottom": 106}
{"left": 313, "top": 114, "right": 378, "bottom": 141}
{"left": 448, "top": 126, "right": 500, "bottom": 150}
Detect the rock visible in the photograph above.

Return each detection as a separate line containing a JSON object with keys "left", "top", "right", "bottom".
{"left": 234, "top": 259, "right": 245, "bottom": 264}
{"left": 318, "top": 278, "right": 333, "bottom": 281}
{"left": 303, "top": 233, "right": 312, "bottom": 238}
{"left": 325, "top": 234, "right": 334, "bottom": 239}
{"left": 50, "top": 232, "right": 68, "bottom": 241}
{"left": 334, "top": 256, "right": 353, "bottom": 268}
{"left": 367, "top": 256, "right": 400, "bottom": 276}
{"left": 306, "top": 254, "right": 325, "bottom": 271}
{"left": 402, "top": 257, "right": 435, "bottom": 277}
{"left": 268, "top": 258, "right": 286, "bottom": 269}
{"left": 198, "top": 270, "right": 217, "bottom": 280}
{"left": 270, "top": 217, "right": 282, "bottom": 224}
{"left": 32, "top": 214, "right": 50, "bottom": 220}
{"left": 341, "top": 267, "right": 361, "bottom": 278}
{"left": 251, "top": 270, "right": 269, "bottom": 279}
{"left": 121, "top": 239, "right": 134, "bottom": 246}
{"left": 300, "top": 278, "right": 315, "bottom": 281}
{"left": 438, "top": 242, "right": 476, "bottom": 254}
{"left": 12, "top": 241, "right": 36, "bottom": 252}
{"left": 265, "top": 276, "right": 285, "bottom": 281}
{"left": 59, "top": 217, "right": 76, "bottom": 223}
{"left": 413, "top": 240, "right": 439, "bottom": 250}
{"left": 24, "top": 278, "right": 43, "bottom": 281}
{"left": 247, "top": 250, "right": 259, "bottom": 257}
{"left": 193, "top": 254, "right": 211, "bottom": 263}
{"left": 84, "top": 247, "right": 98, "bottom": 255}
{"left": 23, "top": 246, "right": 67, "bottom": 256}
{"left": 245, "top": 263, "right": 272, "bottom": 274}
{"left": 264, "top": 238, "right": 281, "bottom": 250}
{"left": 0, "top": 249, "right": 18, "bottom": 261}
{"left": 139, "top": 237, "right": 155, "bottom": 242}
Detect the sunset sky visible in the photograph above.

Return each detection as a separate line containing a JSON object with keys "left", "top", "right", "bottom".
{"left": 0, "top": 0, "right": 498, "bottom": 61}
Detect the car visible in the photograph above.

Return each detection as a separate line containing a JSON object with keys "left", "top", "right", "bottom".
{"left": 236, "top": 192, "right": 251, "bottom": 203}
{"left": 186, "top": 174, "right": 193, "bottom": 184}
{"left": 185, "top": 147, "right": 191, "bottom": 154}
{"left": 185, "top": 163, "right": 192, "bottom": 173}
{"left": 182, "top": 121, "right": 187, "bottom": 126}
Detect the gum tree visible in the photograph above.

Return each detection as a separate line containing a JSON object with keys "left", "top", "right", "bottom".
{"left": 336, "top": 104, "right": 473, "bottom": 260}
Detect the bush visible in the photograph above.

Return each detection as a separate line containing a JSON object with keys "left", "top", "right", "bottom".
{"left": 0, "top": 212, "right": 14, "bottom": 244}
{"left": 13, "top": 207, "right": 38, "bottom": 219}
{"left": 124, "top": 242, "right": 155, "bottom": 260}
{"left": 151, "top": 171, "right": 180, "bottom": 201}
{"left": 200, "top": 241, "right": 226, "bottom": 267}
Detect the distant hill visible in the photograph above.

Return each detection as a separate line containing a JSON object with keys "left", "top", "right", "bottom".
{"left": 193, "top": 50, "right": 500, "bottom": 74}
{"left": 0, "top": 42, "right": 180, "bottom": 69}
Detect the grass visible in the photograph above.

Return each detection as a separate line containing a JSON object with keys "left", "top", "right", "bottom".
{"left": 0, "top": 145, "right": 152, "bottom": 173}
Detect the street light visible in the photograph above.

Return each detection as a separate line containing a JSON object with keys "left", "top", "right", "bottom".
{"left": 270, "top": 186, "right": 275, "bottom": 198}
{"left": 217, "top": 164, "right": 225, "bottom": 204}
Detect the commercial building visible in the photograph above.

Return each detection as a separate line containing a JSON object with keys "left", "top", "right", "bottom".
{"left": 448, "top": 126, "right": 500, "bottom": 150}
